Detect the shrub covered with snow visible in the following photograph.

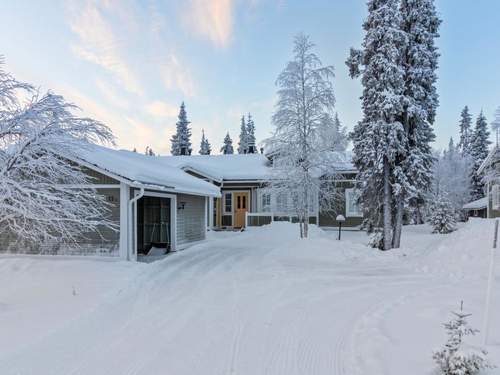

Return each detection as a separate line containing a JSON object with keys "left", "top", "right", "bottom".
{"left": 429, "top": 194, "right": 457, "bottom": 234}
{"left": 433, "top": 308, "right": 493, "bottom": 375}
{"left": 368, "top": 231, "right": 384, "bottom": 250}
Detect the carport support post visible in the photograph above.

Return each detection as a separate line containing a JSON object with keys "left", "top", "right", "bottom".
{"left": 208, "top": 196, "right": 214, "bottom": 229}
{"left": 119, "top": 183, "right": 130, "bottom": 259}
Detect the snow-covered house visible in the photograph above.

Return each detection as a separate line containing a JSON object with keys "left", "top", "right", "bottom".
{"left": 78, "top": 146, "right": 363, "bottom": 260}
{"left": 3, "top": 144, "right": 362, "bottom": 261}
{"left": 469, "top": 145, "right": 500, "bottom": 218}
{"left": 156, "top": 150, "right": 362, "bottom": 230}
{"left": 67, "top": 145, "right": 220, "bottom": 261}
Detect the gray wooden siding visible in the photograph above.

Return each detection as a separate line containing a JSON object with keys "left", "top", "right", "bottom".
{"left": 0, "top": 187, "right": 120, "bottom": 255}
{"left": 176, "top": 194, "right": 206, "bottom": 246}
{"left": 487, "top": 188, "right": 500, "bottom": 218}
{"left": 319, "top": 179, "right": 363, "bottom": 227}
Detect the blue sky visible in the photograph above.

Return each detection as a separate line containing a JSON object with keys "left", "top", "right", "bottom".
{"left": 1, "top": 0, "right": 499, "bottom": 154}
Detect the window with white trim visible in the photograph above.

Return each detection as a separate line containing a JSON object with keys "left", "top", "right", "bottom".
{"left": 345, "top": 188, "right": 362, "bottom": 217}
{"left": 261, "top": 193, "right": 271, "bottom": 212}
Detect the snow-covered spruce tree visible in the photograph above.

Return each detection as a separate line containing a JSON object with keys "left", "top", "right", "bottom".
{"left": 393, "top": 0, "right": 441, "bottom": 247}
{"left": 428, "top": 192, "right": 456, "bottom": 234}
{"left": 246, "top": 113, "right": 257, "bottom": 153}
{"left": 433, "top": 140, "right": 471, "bottom": 220}
{"left": 346, "top": 0, "right": 407, "bottom": 250}
{"left": 0, "top": 61, "right": 115, "bottom": 245}
{"left": 237, "top": 115, "right": 248, "bottom": 154}
{"left": 170, "top": 102, "right": 192, "bottom": 155}
{"left": 220, "top": 132, "right": 234, "bottom": 154}
{"left": 433, "top": 307, "right": 493, "bottom": 374}
{"left": 318, "top": 112, "right": 348, "bottom": 152}
{"left": 469, "top": 111, "right": 491, "bottom": 200}
{"left": 199, "top": 129, "right": 211, "bottom": 155}
{"left": 458, "top": 106, "right": 473, "bottom": 155}
{"left": 271, "top": 33, "right": 338, "bottom": 239}
{"left": 491, "top": 106, "right": 500, "bottom": 146}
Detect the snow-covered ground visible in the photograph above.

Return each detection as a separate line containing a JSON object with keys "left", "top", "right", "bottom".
{"left": 0, "top": 219, "right": 499, "bottom": 375}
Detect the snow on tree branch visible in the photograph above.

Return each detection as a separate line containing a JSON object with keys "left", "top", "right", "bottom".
{"left": 0, "top": 60, "right": 116, "bottom": 246}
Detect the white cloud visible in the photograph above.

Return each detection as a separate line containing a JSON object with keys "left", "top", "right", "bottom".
{"left": 66, "top": 0, "right": 143, "bottom": 95}
{"left": 183, "top": 0, "right": 234, "bottom": 48}
{"left": 95, "top": 79, "right": 129, "bottom": 108}
{"left": 160, "top": 54, "right": 197, "bottom": 97}
{"left": 145, "top": 101, "right": 178, "bottom": 118}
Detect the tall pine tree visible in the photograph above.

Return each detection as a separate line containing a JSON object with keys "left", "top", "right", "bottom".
{"left": 470, "top": 111, "right": 491, "bottom": 199}
{"left": 347, "top": 0, "right": 407, "bottom": 250}
{"left": 170, "top": 102, "right": 192, "bottom": 155}
{"left": 237, "top": 115, "right": 248, "bottom": 154}
{"left": 458, "top": 106, "right": 473, "bottom": 155}
{"left": 347, "top": 0, "right": 440, "bottom": 249}
{"left": 199, "top": 129, "right": 211, "bottom": 155}
{"left": 246, "top": 113, "right": 257, "bottom": 153}
{"left": 220, "top": 132, "right": 234, "bottom": 154}
{"left": 395, "top": 0, "right": 440, "bottom": 247}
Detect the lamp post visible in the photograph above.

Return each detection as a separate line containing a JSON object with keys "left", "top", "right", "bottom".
{"left": 336, "top": 214, "right": 345, "bottom": 240}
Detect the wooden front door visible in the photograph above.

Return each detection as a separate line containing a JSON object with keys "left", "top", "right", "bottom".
{"left": 233, "top": 192, "right": 249, "bottom": 228}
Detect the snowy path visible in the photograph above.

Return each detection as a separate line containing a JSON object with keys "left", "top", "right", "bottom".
{"left": 0, "top": 220, "right": 499, "bottom": 375}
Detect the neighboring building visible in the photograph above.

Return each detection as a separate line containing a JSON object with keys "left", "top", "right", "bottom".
{"left": 466, "top": 145, "right": 500, "bottom": 218}
{"left": 463, "top": 197, "right": 487, "bottom": 219}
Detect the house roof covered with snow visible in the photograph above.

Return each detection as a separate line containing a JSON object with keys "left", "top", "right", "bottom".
{"left": 463, "top": 197, "right": 487, "bottom": 210}
{"left": 157, "top": 154, "right": 272, "bottom": 182}
{"left": 72, "top": 145, "right": 220, "bottom": 197}
{"left": 478, "top": 145, "right": 499, "bottom": 174}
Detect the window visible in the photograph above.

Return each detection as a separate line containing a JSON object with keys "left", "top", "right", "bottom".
{"left": 276, "top": 192, "right": 288, "bottom": 213}
{"left": 224, "top": 192, "right": 232, "bottom": 213}
{"left": 261, "top": 193, "right": 271, "bottom": 212}
{"left": 345, "top": 188, "right": 362, "bottom": 217}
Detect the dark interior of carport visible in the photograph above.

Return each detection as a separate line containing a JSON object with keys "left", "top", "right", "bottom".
{"left": 136, "top": 196, "right": 171, "bottom": 255}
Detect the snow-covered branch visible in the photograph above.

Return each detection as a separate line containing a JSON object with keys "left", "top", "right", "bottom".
{"left": 0, "top": 61, "right": 116, "bottom": 246}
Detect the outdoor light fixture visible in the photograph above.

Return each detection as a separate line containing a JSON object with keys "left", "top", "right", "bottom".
{"left": 336, "top": 214, "right": 345, "bottom": 240}
{"left": 177, "top": 202, "right": 186, "bottom": 210}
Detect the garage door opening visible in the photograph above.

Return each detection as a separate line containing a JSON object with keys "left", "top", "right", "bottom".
{"left": 137, "top": 196, "right": 171, "bottom": 256}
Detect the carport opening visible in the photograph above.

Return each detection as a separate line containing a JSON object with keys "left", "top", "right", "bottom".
{"left": 137, "top": 196, "right": 171, "bottom": 256}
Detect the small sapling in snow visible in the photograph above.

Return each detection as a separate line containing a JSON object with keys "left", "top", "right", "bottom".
{"left": 433, "top": 302, "right": 494, "bottom": 375}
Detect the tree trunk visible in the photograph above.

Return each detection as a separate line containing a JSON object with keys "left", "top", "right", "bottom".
{"left": 414, "top": 203, "right": 424, "bottom": 225}
{"left": 383, "top": 158, "right": 393, "bottom": 251}
{"left": 392, "top": 197, "right": 404, "bottom": 248}
{"left": 304, "top": 190, "right": 309, "bottom": 238}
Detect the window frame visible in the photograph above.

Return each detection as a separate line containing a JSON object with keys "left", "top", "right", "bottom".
{"left": 224, "top": 192, "right": 232, "bottom": 213}
{"left": 261, "top": 192, "right": 271, "bottom": 212}
{"left": 345, "top": 188, "right": 363, "bottom": 217}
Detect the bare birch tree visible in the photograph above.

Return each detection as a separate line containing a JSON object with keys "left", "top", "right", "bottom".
{"left": 270, "top": 34, "right": 338, "bottom": 238}
{"left": 0, "top": 60, "right": 115, "bottom": 246}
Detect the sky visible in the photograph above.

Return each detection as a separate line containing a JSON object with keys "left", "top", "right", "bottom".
{"left": 1, "top": 0, "right": 499, "bottom": 155}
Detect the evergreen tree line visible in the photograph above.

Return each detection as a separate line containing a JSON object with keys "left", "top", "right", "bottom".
{"left": 138, "top": 103, "right": 260, "bottom": 156}
{"left": 427, "top": 105, "right": 496, "bottom": 233}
